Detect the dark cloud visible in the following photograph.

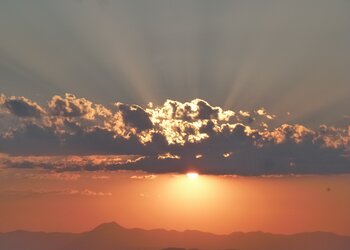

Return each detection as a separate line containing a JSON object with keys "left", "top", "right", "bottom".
{"left": 0, "top": 93, "right": 349, "bottom": 175}
{"left": 0, "top": 124, "right": 62, "bottom": 155}
{"left": 116, "top": 103, "right": 153, "bottom": 131}
{"left": 3, "top": 96, "right": 45, "bottom": 117}
{"left": 196, "top": 100, "right": 220, "bottom": 120}
{"left": 0, "top": 124, "right": 147, "bottom": 156}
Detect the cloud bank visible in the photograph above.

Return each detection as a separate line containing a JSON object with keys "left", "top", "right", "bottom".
{"left": 0, "top": 93, "right": 349, "bottom": 175}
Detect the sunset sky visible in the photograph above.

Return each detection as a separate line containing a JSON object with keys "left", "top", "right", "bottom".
{"left": 1, "top": 0, "right": 350, "bottom": 236}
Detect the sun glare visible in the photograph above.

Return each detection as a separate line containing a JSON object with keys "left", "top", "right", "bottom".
{"left": 186, "top": 172, "right": 199, "bottom": 180}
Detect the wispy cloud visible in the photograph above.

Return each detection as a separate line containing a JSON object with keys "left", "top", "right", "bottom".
{"left": 130, "top": 174, "right": 156, "bottom": 180}
{"left": 0, "top": 188, "right": 112, "bottom": 197}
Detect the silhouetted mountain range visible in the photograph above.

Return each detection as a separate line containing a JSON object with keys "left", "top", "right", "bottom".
{"left": 1, "top": 222, "right": 349, "bottom": 250}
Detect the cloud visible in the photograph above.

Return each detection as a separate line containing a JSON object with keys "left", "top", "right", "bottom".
{"left": 0, "top": 94, "right": 7, "bottom": 114}
{"left": 2, "top": 95, "right": 45, "bottom": 117}
{"left": 0, "top": 154, "right": 143, "bottom": 171}
{"left": 91, "top": 175, "right": 111, "bottom": 180}
{"left": 0, "top": 93, "right": 349, "bottom": 175}
{"left": 157, "top": 152, "right": 180, "bottom": 160}
{"left": 48, "top": 93, "right": 100, "bottom": 119}
{"left": 116, "top": 102, "right": 153, "bottom": 131}
{"left": 26, "top": 172, "right": 81, "bottom": 181}
{"left": 69, "top": 189, "right": 112, "bottom": 196}
{"left": 130, "top": 174, "right": 156, "bottom": 180}
{"left": 0, "top": 188, "right": 112, "bottom": 197}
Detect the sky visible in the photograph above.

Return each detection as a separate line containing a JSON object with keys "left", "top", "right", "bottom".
{"left": 0, "top": 0, "right": 350, "bottom": 235}
{"left": 1, "top": 169, "right": 350, "bottom": 235}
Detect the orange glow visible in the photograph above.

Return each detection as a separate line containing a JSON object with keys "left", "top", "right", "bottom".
{"left": 1, "top": 170, "right": 350, "bottom": 236}
{"left": 186, "top": 172, "right": 199, "bottom": 180}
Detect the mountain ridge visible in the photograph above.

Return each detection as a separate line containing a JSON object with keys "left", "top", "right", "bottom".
{"left": 1, "top": 222, "right": 349, "bottom": 250}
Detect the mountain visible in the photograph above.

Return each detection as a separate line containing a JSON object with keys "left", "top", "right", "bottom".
{"left": 0, "top": 222, "right": 349, "bottom": 250}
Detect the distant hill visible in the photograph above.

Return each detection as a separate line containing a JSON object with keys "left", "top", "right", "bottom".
{"left": 0, "top": 222, "right": 349, "bottom": 250}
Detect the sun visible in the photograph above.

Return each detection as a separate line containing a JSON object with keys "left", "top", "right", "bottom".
{"left": 186, "top": 172, "right": 199, "bottom": 180}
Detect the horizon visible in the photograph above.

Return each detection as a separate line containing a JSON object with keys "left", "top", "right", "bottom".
{"left": 3, "top": 220, "right": 350, "bottom": 237}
